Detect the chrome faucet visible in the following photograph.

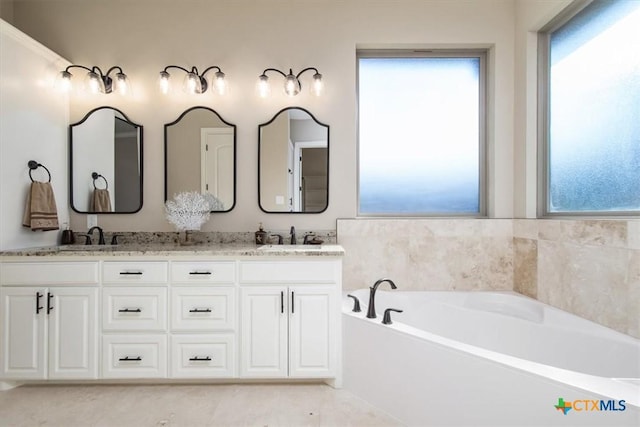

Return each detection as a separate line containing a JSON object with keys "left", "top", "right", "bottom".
{"left": 366, "top": 278, "right": 397, "bottom": 319}
{"left": 87, "top": 226, "right": 105, "bottom": 245}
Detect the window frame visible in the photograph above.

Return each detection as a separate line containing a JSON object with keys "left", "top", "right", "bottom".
{"left": 356, "top": 49, "right": 488, "bottom": 217}
{"left": 537, "top": 0, "right": 640, "bottom": 218}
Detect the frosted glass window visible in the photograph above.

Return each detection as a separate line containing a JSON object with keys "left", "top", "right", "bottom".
{"left": 546, "top": 0, "right": 640, "bottom": 213}
{"left": 358, "top": 54, "right": 484, "bottom": 215}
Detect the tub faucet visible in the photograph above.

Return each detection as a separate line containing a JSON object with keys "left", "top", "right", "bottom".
{"left": 366, "top": 278, "right": 397, "bottom": 319}
{"left": 87, "top": 226, "right": 105, "bottom": 245}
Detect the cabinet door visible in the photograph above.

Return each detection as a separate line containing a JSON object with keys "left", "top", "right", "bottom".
{"left": 48, "top": 287, "right": 98, "bottom": 379}
{"left": 240, "top": 287, "right": 287, "bottom": 377}
{"left": 0, "top": 287, "right": 46, "bottom": 379}
{"left": 289, "top": 285, "right": 337, "bottom": 378}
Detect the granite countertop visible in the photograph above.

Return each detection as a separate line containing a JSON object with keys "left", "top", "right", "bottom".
{"left": 0, "top": 243, "right": 345, "bottom": 257}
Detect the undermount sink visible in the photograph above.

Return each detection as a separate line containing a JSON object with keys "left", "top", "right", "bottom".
{"left": 258, "top": 244, "right": 322, "bottom": 250}
{"left": 58, "top": 244, "right": 118, "bottom": 251}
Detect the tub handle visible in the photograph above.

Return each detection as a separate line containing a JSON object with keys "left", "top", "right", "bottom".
{"left": 347, "top": 294, "right": 361, "bottom": 312}
{"left": 382, "top": 308, "right": 403, "bottom": 325}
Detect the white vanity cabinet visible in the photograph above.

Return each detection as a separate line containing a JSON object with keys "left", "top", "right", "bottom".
{"left": 101, "top": 261, "right": 168, "bottom": 379}
{"left": 0, "top": 262, "right": 99, "bottom": 380}
{"left": 169, "top": 261, "right": 237, "bottom": 379}
{"left": 0, "top": 248, "right": 343, "bottom": 385}
{"left": 239, "top": 260, "right": 340, "bottom": 379}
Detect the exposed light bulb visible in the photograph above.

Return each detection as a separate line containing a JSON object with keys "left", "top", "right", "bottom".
{"left": 214, "top": 71, "right": 227, "bottom": 95}
{"left": 185, "top": 72, "right": 199, "bottom": 94}
{"left": 87, "top": 71, "right": 102, "bottom": 94}
{"left": 158, "top": 71, "right": 170, "bottom": 95}
{"left": 257, "top": 75, "right": 270, "bottom": 98}
{"left": 56, "top": 70, "right": 73, "bottom": 93}
{"left": 284, "top": 72, "right": 300, "bottom": 97}
{"left": 115, "top": 72, "right": 129, "bottom": 96}
{"left": 311, "top": 72, "right": 323, "bottom": 96}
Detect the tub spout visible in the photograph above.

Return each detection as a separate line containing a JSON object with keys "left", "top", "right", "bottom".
{"left": 366, "top": 278, "right": 397, "bottom": 319}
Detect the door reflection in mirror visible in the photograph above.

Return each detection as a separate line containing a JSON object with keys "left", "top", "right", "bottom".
{"left": 259, "top": 107, "right": 329, "bottom": 213}
{"left": 164, "top": 107, "right": 236, "bottom": 212}
{"left": 70, "top": 107, "right": 143, "bottom": 213}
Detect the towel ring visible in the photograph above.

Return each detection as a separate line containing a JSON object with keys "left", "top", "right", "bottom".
{"left": 27, "top": 160, "right": 51, "bottom": 183}
{"left": 91, "top": 172, "right": 109, "bottom": 190}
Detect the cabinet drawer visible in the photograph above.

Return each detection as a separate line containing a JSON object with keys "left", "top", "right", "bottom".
{"left": 170, "top": 262, "right": 235, "bottom": 284}
{"left": 171, "top": 287, "right": 235, "bottom": 331}
{"left": 170, "top": 335, "right": 235, "bottom": 378}
{"left": 102, "top": 335, "right": 167, "bottom": 378}
{"left": 102, "top": 262, "right": 167, "bottom": 284}
{"left": 0, "top": 262, "right": 99, "bottom": 285}
{"left": 239, "top": 261, "right": 339, "bottom": 284}
{"left": 103, "top": 287, "right": 167, "bottom": 331}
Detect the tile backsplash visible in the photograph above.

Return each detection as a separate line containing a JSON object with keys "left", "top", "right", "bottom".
{"left": 337, "top": 218, "right": 639, "bottom": 338}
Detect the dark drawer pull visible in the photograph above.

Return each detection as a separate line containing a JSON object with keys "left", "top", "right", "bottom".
{"left": 118, "top": 308, "right": 142, "bottom": 313}
{"left": 189, "top": 271, "right": 212, "bottom": 275}
{"left": 189, "top": 356, "right": 212, "bottom": 361}
{"left": 36, "top": 292, "right": 43, "bottom": 314}
{"left": 189, "top": 308, "right": 212, "bottom": 313}
{"left": 47, "top": 292, "right": 54, "bottom": 314}
{"left": 119, "top": 356, "right": 142, "bottom": 361}
{"left": 119, "top": 271, "right": 143, "bottom": 275}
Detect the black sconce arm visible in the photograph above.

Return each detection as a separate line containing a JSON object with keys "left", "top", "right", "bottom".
{"left": 104, "top": 66, "right": 125, "bottom": 77}
{"left": 261, "top": 68, "right": 290, "bottom": 78}
{"left": 64, "top": 65, "right": 125, "bottom": 79}
{"left": 162, "top": 65, "right": 192, "bottom": 75}
{"left": 200, "top": 66, "right": 223, "bottom": 76}
{"left": 296, "top": 67, "right": 320, "bottom": 79}
{"left": 64, "top": 64, "right": 95, "bottom": 75}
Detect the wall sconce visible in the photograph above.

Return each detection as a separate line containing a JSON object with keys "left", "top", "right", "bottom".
{"left": 56, "top": 65, "right": 130, "bottom": 95}
{"left": 158, "top": 65, "right": 227, "bottom": 95}
{"left": 257, "top": 67, "right": 323, "bottom": 98}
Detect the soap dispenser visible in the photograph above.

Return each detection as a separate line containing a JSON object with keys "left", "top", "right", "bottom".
{"left": 60, "top": 222, "right": 75, "bottom": 245}
{"left": 255, "top": 223, "right": 267, "bottom": 245}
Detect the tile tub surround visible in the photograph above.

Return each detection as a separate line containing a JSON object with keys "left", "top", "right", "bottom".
{"left": 337, "top": 219, "right": 514, "bottom": 292}
{"left": 515, "top": 219, "right": 639, "bottom": 339}
{"left": 337, "top": 218, "right": 639, "bottom": 338}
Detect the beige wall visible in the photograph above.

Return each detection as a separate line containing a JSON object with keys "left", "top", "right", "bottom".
{"left": 0, "top": 20, "right": 70, "bottom": 250}
{"left": 11, "top": 0, "right": 518, "bottom": 232}
{"left": 0, "top": 0, "right": 15, "bottom": 24}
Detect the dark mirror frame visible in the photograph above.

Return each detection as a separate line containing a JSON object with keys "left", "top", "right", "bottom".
{"left": 258, "top": 106, "right": 329, "bottom": 214}
{"left": 164, "top": 106, "right": 237, "bottom": 213}
{"left": 69, "top": 106, "right": 143, "bottom": 214}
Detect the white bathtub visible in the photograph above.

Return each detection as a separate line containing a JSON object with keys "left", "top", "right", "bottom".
{"left": 343, "top": 290, "right": 640, "bottom": 426}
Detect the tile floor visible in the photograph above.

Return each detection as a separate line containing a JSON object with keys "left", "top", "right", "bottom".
{"left": 0, "top": 383, "right": 402, "bottom": 426}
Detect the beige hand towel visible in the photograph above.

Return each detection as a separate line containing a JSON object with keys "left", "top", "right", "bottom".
{"left": 22, "top": 182, "right": 59, "bottom": 231}
{"left": 92, "top": 188, "right": 112, "bottom": 212}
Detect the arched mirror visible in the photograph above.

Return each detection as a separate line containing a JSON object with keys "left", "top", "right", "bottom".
{"left": 164, "top": 107, "right": 236, "bottom": 212}
{"left": 70, "top": 107, "right": 143, "bottom": 213}
{"left": 259, "top": 107, "right": 329, "bottom": 213}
